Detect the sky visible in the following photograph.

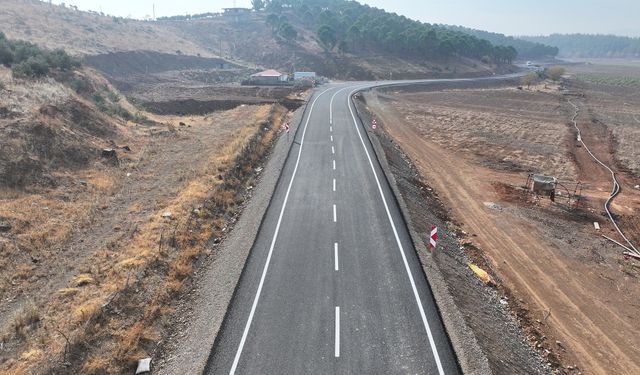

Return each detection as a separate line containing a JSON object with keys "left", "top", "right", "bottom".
{"left": 51, "top": 0, "right": 640, "bottom": 37}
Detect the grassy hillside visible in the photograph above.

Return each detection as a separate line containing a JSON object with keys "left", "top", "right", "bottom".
{"left": 521, "top": 34, "right": 640, "bottom": 58}
{"left": 0, "top": 0, "right": 211, "bottom": 56}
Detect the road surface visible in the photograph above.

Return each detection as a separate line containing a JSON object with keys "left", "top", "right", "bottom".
{"left": 205, "top": 82, "right": 465, "bottom": 374}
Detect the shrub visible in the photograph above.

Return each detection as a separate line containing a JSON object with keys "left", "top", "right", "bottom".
{"left": 12, "top": 55, "right": 50, "bottom": 78}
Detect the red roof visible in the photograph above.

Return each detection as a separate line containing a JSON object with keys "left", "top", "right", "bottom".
{"left": 251, "top": 69, "right": 284, "bottom": 77}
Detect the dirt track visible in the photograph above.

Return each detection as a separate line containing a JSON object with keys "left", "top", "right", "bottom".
{"left": 365, "top": 84, "right": 640, "bottom": 374}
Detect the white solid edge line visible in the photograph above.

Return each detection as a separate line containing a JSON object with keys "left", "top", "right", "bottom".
{"left": 334, "top": 242, "right": 339, "bottom": 271}
{"left": 346, "top": 86, "right": 446, "bottom": 375}
{"left": 228, "top": 86, "right": 336, "bottom": 375}
{"left": 333, "top": 204, "right": 337, "bottom": 223}
{"left": 335, "top": 306, "right": 340, "bottom": 357}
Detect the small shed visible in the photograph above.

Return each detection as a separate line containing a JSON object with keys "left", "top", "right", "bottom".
{"left": 250, "top": 69, "right": 288, "bottom": 84}
{"left": 529, "top": 174, "right": 557, "bottom": 201}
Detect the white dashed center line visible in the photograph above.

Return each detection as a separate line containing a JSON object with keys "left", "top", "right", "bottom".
{"left": 333, "top": 178, "right": 336, "bottom": 192}
{"left": 331, "top": 135, "right": 333, "bottom": 142}
{"left": 334, "top": 242, "right": 339, "bottom": 271}
{"left": 332, "top": 146, "right": 335, "bottom": 154}
{"left": 333, "top": 160, "right": 336, "bottom": 170}
{"left": 333, "top": 204, "right": 337, "bottom": 223}
{"left": 335, "top": 306, "right": 340, "bottom": 357}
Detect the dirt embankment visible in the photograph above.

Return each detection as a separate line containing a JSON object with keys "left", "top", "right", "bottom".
{"left": 361, "top": 80, "right": 640, "bottom": 375}
{"left": 0, "top": 66, "right": 295, "bottom": 373}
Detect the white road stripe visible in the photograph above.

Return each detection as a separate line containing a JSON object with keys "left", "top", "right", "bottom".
{"left": 228, "top": 87, "right": 336, "bottom": 375}
{"left": 335, "top": 306, "right": 340, "bottom": 357}
{"left": 330, "top": 126, "right": 333, "bottom": 133}
{"left": 333, "top": 204, "right": 337, "bottom": 223}
{"left": 346, "top": 87, "right": 446, "bottom": 375}
{"left": 332, "top": 146, "right": 335, "bottom": 154}
{"left": 333, "top": 178, "right": 336, "bottom": 192}
{"left": 331, "top": 135, "right": 333, "bottom": 142}
{"left": 333, "top": 160, "right": 336, "bottom": 170}
{"left": 334, "top": 242, "right": 339, "bottom": 271}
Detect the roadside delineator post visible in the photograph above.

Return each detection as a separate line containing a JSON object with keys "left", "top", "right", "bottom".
{"left": 429, "top": 226, "right": 437, "bottom": 250}
{"left": 284, "top": 122, "right": 290, "bottom": 141}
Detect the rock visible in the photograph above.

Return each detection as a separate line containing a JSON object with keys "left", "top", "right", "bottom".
{"left": 101, "top": 148, "right": 119, "bottom": 166}
{"left": 121, "top": 145, "right": 131, "bottom": 152}
{"left": 635, "top": 185, "right": 640, "bottom": 189}
{"left": 162, "top": 212, "right": 172, "bottom": 219}
{"left": 0, "top": 223, "right": 12, "bottom": 233}
{"left": 79, "top": 180, "right": 88, "bottom": 186}
{"left": 556, "top": 340, "right": 565, "bottom": 350}
{"left": 179, "top": 122, "right": 186, "bottom": 127}
{"left": 135, "top": 357, "right": 151, "bottom": 374}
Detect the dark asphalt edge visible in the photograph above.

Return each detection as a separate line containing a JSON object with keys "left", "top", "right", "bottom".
{"left": 156, "top": 93, "right": 313, "bottom": 375}
{"left": 351, "top": 89, "right": 491, "bottom": 375}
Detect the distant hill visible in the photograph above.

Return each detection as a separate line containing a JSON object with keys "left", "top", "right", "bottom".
{"left": 0, "top": 0, "right": 522, "bottom": 80}
{"left": 446, "top": 25, "right": 559, "bottom": 59}
{"left": 520, "top": 34, "right": 640, "bottom": 58}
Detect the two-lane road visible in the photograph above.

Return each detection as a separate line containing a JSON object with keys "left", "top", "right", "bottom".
{"left": 205, "top": 82, "right": 461, "bottom": 374}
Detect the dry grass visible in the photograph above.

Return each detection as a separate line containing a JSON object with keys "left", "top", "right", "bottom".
{"left": 0, "top": 102, "right": 290, "bottom": 374}
{"left": 0, "top": 0, "right": 211, "bottom": 57}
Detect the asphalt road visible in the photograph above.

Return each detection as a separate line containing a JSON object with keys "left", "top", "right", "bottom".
{"left": 204, "top": 81, "right": 467, "bottom": 375}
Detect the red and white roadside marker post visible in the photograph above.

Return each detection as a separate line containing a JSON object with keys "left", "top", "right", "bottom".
{"left": 429, "top": 226, "right": 437, "bottom": 250}
{"left": 371, "top": 118, "right": 377, "bottom": 130}
{"left": 284, "top": 122, "right": 290, "bottom": 141}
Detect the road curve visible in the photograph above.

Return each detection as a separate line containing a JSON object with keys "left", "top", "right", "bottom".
{"left": 203, "top": 78, "right": 515, "bottom": 374}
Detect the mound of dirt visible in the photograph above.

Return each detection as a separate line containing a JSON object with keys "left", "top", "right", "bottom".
{"left": 84, "top": 51, "right": 240, "bottom": 78}
{"left": 0, "top": 97, "right": 123, "bottom": 189}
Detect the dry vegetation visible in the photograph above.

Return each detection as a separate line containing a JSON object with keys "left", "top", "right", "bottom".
{"left": 366, "top": 75, "right": 640, "bottom": 374}
{"left": 0, "top": 63, "right": 291, "bottom": 372}
{"left": 0, "top": 0, "right": 210, "bottom": 57}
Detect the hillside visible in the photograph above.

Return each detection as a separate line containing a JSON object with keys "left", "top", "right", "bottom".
{"left": 0, "top": 0, "right": 520, "bottom": 81}
{"left": 521, "top": 34, "right": 640, "bottom": 58}
{"left": 446, "top": 25, "right": 559, "bottom": 59}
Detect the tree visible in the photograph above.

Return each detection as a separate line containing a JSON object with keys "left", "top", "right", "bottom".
{"left": 266, "top": 13, "right": 280, "bottom": 31}
{"left": 317, "top": 25, "right": 337, "bottom": 51}
{"left": 545, "top": 66, "right": 565, "bottom": 81}
{"left": 521, "top": 72, "right": 537, "bottom": 89}
{"left": 279, "top": 23, "right": 297, "bottom": 42}
{"left": 251, "top": 0, "right": 265, "bottom": 11}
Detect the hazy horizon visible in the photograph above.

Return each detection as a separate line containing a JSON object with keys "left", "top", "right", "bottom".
{"left": 49, "top": 0, "right": 640, "bottom": 38}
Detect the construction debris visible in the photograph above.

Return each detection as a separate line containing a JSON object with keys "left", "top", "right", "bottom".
{"left": 135, "top": 357, "right": 151, "bottom": 374}
{"left": 468, "top": 263, "right": 495, "bottom": 285}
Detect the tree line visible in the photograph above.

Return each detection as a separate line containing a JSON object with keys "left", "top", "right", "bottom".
{"left": 253, "top": 0, "right": 518, "bottom": 64}
{"left": 521, "top": 34, "right": 640, "bottom": 58}
{"left": 446, "top": 25, "right": 558, "bottom": 59}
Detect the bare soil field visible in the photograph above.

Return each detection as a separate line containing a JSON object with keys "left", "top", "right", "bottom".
{"left": 364, "top": 78, "right": 640, "bottom": 374}
{"left": 0, "top": 66, "right": 292, "bottom": 372}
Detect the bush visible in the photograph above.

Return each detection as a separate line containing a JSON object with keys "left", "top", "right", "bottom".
{"left": 0, "top": 32, "right": 80, "bottom": 78}
{"left": 12, "top": 55, "right": 50, "bottom": 78}
{"left": 545, "top": 66, "right": 565, "bottom": 81}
